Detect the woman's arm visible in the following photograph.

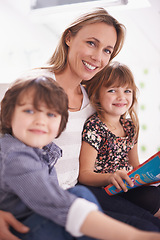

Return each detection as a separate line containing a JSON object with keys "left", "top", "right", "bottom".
{"left": 81, "top": 210, "right": 160, "bottom": 240}
{"left": 79, "top": 141, "right": 133, "bottom": 192}
{"left": 0, "top": 210, "right": 160, "bottom": 240}
{"left": 128, "top": 144, "right": 140, "bottom": 168}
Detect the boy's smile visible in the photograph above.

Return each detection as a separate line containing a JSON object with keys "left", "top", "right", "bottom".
{"left": 11, "top": 92, "right": 61, "bottom": 149}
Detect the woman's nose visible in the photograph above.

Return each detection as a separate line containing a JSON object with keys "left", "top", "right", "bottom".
{"left": 91, "top": 50, "right": 102, "bottom": 62}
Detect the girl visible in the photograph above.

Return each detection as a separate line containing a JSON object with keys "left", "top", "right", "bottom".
{"left": 79, "top": 61, "right": 160, "bottom": 218}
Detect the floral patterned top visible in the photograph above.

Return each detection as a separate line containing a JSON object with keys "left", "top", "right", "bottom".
{"left": 82, "top": 113, "right": 137, "bottom": 173}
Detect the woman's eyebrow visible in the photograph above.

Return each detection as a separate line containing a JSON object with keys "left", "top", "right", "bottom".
{"left": 88, "top": 37, "right": 114, "bottom": 49}
{"left": 90, "top": 37, "right": 100, "bottom": 43}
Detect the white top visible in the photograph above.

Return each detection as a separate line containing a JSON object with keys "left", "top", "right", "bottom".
{"left": 23, "top": 69, "right": 95, "bottom": 189}
{"left": 54, "top": 86, "right": 95, "bottom": 189}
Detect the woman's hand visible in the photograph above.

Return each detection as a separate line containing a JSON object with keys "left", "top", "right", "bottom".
{"left": 107, "top": 169, "right": 134, "bottom": 192}
{"left": 0, "top": 211, "right": 29, "bottom": 240}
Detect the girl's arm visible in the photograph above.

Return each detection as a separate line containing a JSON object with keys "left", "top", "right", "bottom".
{"left": 79, "top": 141, "right": 133, "bottom": 192}
{"left": 80, "top": 210, "right": 160, "bottom": 240}
{"left": 128, "top": 143, "right": 140, "bottom": 168}
{"left": 81, "top": 211, "right": 160, "bottom": 240}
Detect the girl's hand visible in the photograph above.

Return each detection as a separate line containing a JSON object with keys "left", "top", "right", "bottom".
{"left": 107, "top": 169, "right": 134, "bottom": 192}
{"left": 0, "top": 211, "right": 29, "bottom": 240}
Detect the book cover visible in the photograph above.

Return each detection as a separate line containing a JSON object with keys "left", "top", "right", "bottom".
{"left": 104, "top": 151, "right": 160, "bottom": 196}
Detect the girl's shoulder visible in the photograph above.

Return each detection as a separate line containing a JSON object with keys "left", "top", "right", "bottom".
{"left": 84, "top": 113, "right": 101, "bottom": 126}
{"left": 83, "top": 113, "right": 107, "bottom": 136}
{"left": 120, "top": 117, "right": 135, "bottom": 138}
{"left": 121, "top": 117, "right": 134, "bottom": 128}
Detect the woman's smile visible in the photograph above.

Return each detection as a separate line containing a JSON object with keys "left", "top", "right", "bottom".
{"left": 66, "top": 22, "right": 117, "bottom": 81}
{"left": 82, "top": 60, "right": 97, "bottom": 71}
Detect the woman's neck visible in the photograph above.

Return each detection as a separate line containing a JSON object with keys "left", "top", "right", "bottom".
{"left": 55, "top": 70, "right": 83, "bottom": 112}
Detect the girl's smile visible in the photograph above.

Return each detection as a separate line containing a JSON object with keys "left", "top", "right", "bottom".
{"left": 99, "top": 86, "right": 133, "bottom": 118}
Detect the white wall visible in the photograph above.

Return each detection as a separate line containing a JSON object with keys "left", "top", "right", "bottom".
{"left": 110, "top": 3, "right": 160, "bottom": 161}
{"left": 0, "top": 0, "right": 160, "bottom": 162}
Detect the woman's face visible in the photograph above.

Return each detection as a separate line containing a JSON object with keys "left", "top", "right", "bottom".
{"left": 66, "top": 22, "right": 117, "bottom": 81}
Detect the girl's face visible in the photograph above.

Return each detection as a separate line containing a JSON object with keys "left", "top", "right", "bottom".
{"left": 66, "top": 22, "right": 117, "bottom": 81}
{"left": 11, "top": 91, "right": 61, "bottom": 148}
{"left": 99, "top": 85, "right": 133, "bottom": 119}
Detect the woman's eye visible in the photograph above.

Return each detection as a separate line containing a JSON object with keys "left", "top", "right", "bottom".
{"left": 87, "top": 41, "right": 95, "bottom": 47}
{"left": 104, "top": 49, "right": 111, "bottom": 54}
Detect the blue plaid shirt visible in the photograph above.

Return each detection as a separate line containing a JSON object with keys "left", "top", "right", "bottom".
{"left": 0, "top": 134, "right": 77, "bottom": 227}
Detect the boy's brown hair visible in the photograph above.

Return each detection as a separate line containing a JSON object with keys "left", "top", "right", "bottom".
{"left": 0, "top": 76, "right": 68, "bottom": 138}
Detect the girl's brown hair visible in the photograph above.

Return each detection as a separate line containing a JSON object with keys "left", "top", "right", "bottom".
{"left": 43, "top": 8, "right": 125, "bottom": 73}
{"left": 0, "top": 76, "right": 68, "bottom": 138}
{"left": 86, "top": 61, "right": 139, "bottom": 141}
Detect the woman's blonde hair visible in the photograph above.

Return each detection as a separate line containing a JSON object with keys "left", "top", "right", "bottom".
{"left": 45, "top": 8, "right": 125, "bottom": 73}
{"left": 86, "top": 61, "right": 139, "bottom": 141}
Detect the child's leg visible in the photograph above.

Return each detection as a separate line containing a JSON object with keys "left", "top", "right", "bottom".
{"left": 68, "top": 185, "right": 102, "bottom": 211}
{"left": 68, "top": 185, "right": 103, "bottom": 240}
{"left": 105, "top": 211, "right": 160, "bottom": 232}
{"left": 120, "top": 185, "right": 160, "bottom": 215}
{"left": 11, "top": 214, "right": 73, "bottom": 240}
{"left": 155, "top": 185, "right": 160, "bottom": 218}
{"left": 11, "top": 186, "right": 100, "bottom": 240}
{"left": 82, "top": 185, "right": 160, "bottom": 232}
{"left": 155, "top": 209, "right": 160, "bottom": 218}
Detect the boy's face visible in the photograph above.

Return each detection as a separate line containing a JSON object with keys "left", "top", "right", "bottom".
{"left": 11, "top": 92, "right": 61, "bottom": 148}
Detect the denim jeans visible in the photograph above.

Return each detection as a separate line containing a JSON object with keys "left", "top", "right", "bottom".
{"left": 12, "top": 185, "right": 102, "bottom": 240}
{"left": 84, "top": 185, "right": 160, "bottom": 232}
{"left": 120, "top": 185, "right": 160, "bottom": 214}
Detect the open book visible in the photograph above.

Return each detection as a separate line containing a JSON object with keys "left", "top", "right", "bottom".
{"left": 104, "top": 151, "right": 160, "bottom": 196}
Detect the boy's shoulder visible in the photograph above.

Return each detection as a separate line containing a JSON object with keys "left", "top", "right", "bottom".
{"left": 0, "top": 134, "right": 36, "bottom": 162}
{"left": 0, "top": 134, "right": 24, "bottom": 150}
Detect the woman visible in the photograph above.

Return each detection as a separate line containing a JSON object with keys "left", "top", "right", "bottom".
{"left": 51, "top": 7, "right": 124, "bottom": 189}
{"left": 45, "top": 7, "right": 160, "bottom": 230}
{"left": 1, "top": 7, "right": 160, "bottom": 240}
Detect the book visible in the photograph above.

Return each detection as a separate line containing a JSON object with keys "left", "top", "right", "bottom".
{"left": 104, "top": 151, "right": 160, "bottom": 196}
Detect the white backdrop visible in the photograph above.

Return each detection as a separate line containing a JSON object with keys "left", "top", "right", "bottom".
{"left": 0, "top": 0, "right": 160, "bottom": 162}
